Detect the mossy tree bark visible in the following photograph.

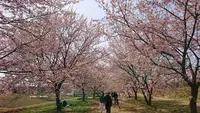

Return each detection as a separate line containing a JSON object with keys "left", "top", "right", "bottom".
{"left": 55, "top": 80, "right": 65, "bottom": 110}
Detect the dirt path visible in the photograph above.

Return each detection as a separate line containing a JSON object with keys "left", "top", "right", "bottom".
{"left": 89, "top": 99, "right": 135, "bottom": 113}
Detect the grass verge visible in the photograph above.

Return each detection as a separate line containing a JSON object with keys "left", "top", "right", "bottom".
{"left": 17, "top": 98, "right": 95, "bottom": 113}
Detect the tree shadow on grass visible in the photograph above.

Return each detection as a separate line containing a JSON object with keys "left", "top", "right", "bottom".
{"left": 151, "top": 99, "right": 190, "bottom": 113}
{"left": 124, "top": 97, "right": 200, "bottom": 113}
{"left": 119, "top": 105, "right": 137, "bottom": 112}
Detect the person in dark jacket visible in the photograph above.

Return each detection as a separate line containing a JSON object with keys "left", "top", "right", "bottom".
{"left": 99, "top": 92, "right": 105, "bottom": 113}
{"left": 105, "top": 92, "right": 112, "bottom": 113}
{"left": 113, "top": 92, "right": 120, "bottom": 108}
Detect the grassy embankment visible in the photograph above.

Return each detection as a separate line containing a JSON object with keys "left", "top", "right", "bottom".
{"left": 90, "top": 96, "right": 200, "bottom": 113}
{"left": 1, "top": 88, "right": 200, "bottom": 113}
{"left": 0, "top": 95, "right": 97, "bottom": 113}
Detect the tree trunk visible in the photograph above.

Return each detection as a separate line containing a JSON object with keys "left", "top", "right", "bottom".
{"left": 148, "top": 88, "right": 153, "bottom": 105}
{"left": 134, "top": 91, "right": 137, "bottom": 100}
{"left": 131, "top": 87, "right": 137, "bottom": 100}
{"left": 142, "top": 91, "right": 148, "bottom": 105}
{"left": 82, "top": 88, "right": 86, "bottom": 101}
{"left": 55, "top": 90, "right": 62, "bottom": 110}
{"left": 127, "top": 91, "right": 131, "bottom": 98}
{"left": 55, "top": 80, "right": 65, "bottom": 110}
{"left": 190, "top": 85, "right": 198, "bottom": 113}
{"left": 92, "top": 89, "right": 96, "bottom": 99}
{"left": 148, "top": 93, "right": 152, "bottom": 105}
{"left": 141, "top": 90, "right": 151, "bottom": 105}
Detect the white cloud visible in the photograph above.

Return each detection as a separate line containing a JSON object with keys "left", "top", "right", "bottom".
{"left": 73, "top": 0, "right": 106, "bottom": 19}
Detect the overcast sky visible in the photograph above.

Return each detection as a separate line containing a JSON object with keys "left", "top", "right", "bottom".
{"left": 73, "top": 0, "right": 106, "bottom": 19}
{"left": 73, "top": 0, "right": 109, "bottom": 48}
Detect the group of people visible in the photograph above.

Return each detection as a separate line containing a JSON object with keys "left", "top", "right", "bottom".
{"left": 99, "top": 92, "right": 120, "bottom": 113}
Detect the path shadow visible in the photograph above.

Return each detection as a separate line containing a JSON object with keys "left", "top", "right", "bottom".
{"left": 124, "top": 97, "right": 200, "bottom": 113}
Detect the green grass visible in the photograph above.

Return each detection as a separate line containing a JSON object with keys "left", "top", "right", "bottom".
{"left": 20, "top": 104, "right": 56, "bottom": 113}
{"left": 0, "top": 95, "right": 75, "bottom": 108}
{"left": 155, "top": 86, "right": 200, "bottom": 101}
{"left": 69, "top": 99, "right": 94, "bottom": 112}
{"left": 0, "top": 95, "right": 79, "bottom": 113}
{"left": 17, "top": 98, "right": 95, "bottom": 113}
{"left": 2, "top": 94, "right": 200, "bottom": 113}
{"left": 88, "top": 96, "right": 200, "bottom": 113}
{"left": 0, "top": 102, "right": 55, "bottom": 113}
{"left": 113, "top": 97, "right": 200, "bottom": 113}
{"left": 0, "top": 95, "right": 54, "bottom": 108}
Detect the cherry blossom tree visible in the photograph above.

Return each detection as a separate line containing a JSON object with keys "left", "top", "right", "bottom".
{"left": 88, "top": 65, "right": 107, "bottom": 99}
{"left": 0, "top": 0, "right": 79, "bottom": 71}
{"left": 111, "top": 72, "right": 138, "bottom": 99}
{"left": 0, "top": 1, "right": 80, "bottom": 96}
{"left": 98, "top": 0, "right": 200, "bottom": 112}
{"left": 72, "top": 58, "right": 108, "bottom": 100}
{"left": 12, "top": 11, "right": 104, "bottom": 109}
{"left": 109, "top": 37, "right": 164, "bottom": 105}
{"left": 0, "top": 0, "right": 109, "bottom": 110}
{"left": 0, "top": 2, "right": 105, "bottom": 108}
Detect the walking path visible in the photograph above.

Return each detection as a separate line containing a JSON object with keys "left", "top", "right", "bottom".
{"left": 89, "top": 98, "right": 135, "bottom": 113}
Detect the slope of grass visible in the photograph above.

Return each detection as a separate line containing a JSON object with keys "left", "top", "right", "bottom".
{"left": 0, "top": 95, "right": 55, "bottom": 108}
{"left": 18, "top": 98, "right": 95, "bottom": 113}
{"left": 90, "top": 96, "right": 200, "bottom": 113}
{"left": 0, "top": 102, "right": 55, "bottom": 113}
{"left": 2, "top": 95, "right": 200, "bottom": 113}
{"left": 0, "top": 95, "right": 76, "bottom": 113}
{"left": 155, "top": 86, "right": 200, "bottom": 101}
{"left": 117, "top": 97, "right": 200, "bottom": 113}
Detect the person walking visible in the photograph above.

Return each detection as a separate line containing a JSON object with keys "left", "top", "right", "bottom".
{"left": 113, "top": 92, "right": 120, "bottom": 108}
{"left": 99, "top": 92, "right": 105, "bottom": 113}
{"left": 105, "top": 92, "right": 112, "bottom": 113}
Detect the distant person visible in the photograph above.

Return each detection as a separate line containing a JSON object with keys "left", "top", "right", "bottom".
{"left": 113, "top": 92, "right": 120, "bottom": 108}
{"left": 111, "top": 92, "right": 114, "bottom": 98}
{"left": 105, "top": 92, "right": 112, "bottom": 113}
{"left": 99, "top": 92, "right": 105, "bottom": 113}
